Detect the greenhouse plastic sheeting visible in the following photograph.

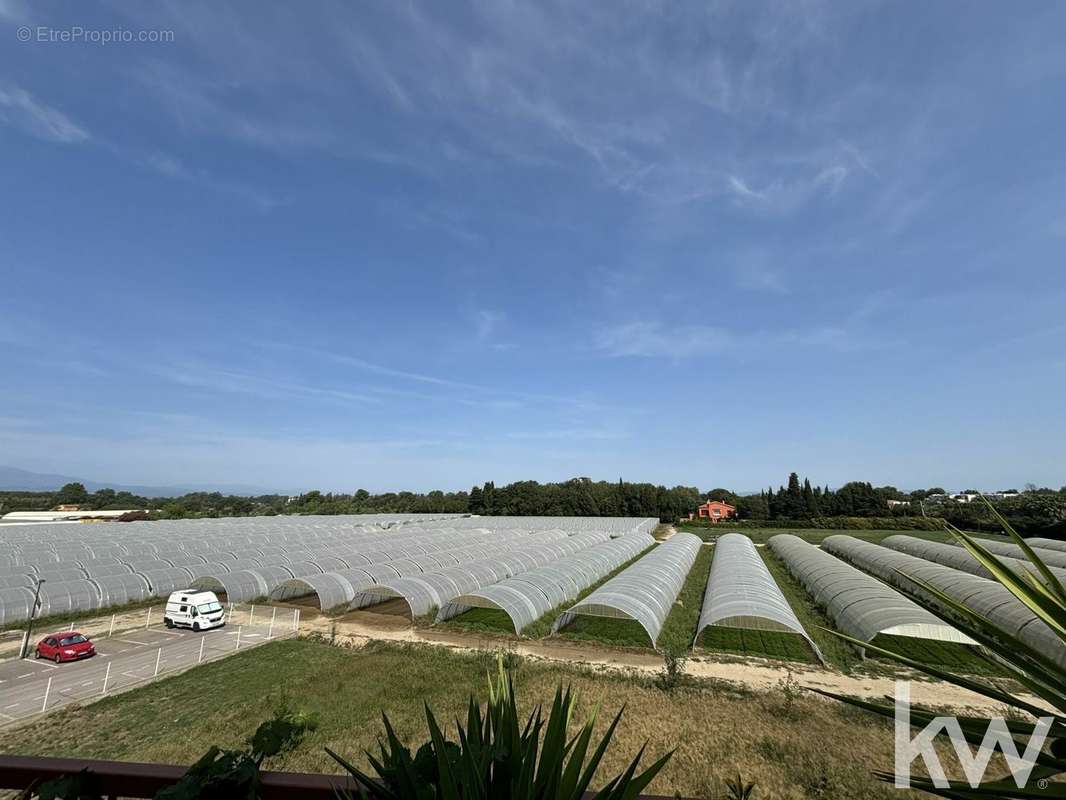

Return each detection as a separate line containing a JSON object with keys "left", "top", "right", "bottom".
{"left": 768, "top": 535, "right": 972, "bottom": 647}
{"left": 37, "top": 580, "right": 101, "bottom": 615}
{"left": 82, "top": 562, "right": 135, "bottom": 579}
{"left": 190, "top": 569, "right": 270, "bottom": 603}
{"left": 696, "top": 534, "right": 821, "bottom": 659}
{"left": 122, "top": 559, "right": 175, "bottom": 574}
{"left": 883, "top": 535, "right": 1066, "bottom": 585}
{"left": 141, "top": 567, "right": 196, "bottom": 596}
{"left": 271, "top": 572, "right": 365, "bottom": 609}
{"left": 946, "top": 537, "right": 1066, "bottom": 570}
{"left": 351, "top": 574, "right": 463, "bottom": 617}
{"left": 0, "top": 515, "right": 663, "bottom": 623}
{"left": 93, "top": 573, "right": 152, "bottom": 606}
{"left": 1026, "top": 538, "right": 1066, "bottom": 554}
{"left": 552, "top": 533, "right": 700, "bottom": 645}
{"left": 436, "top": 533, "right": 654, "bottom": 634}
{"left": 0, "top": 573, "right": 37, "bottom": 590}
{"left": 0, "top": 587, "right": 36, "bottom": 625}
{"left": 822, "top": 535, "right": 1066, "bottom": 666}
{"left": 36, "top": 567, "right": 88, "bottom": 583}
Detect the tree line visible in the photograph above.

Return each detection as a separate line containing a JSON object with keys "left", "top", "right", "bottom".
{"left": 2, "top": 474, "right": 1064, "bottom": 534}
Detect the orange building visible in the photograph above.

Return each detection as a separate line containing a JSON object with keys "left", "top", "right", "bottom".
{"left": 694, "top": 500, "right": 736, "bottom": 522}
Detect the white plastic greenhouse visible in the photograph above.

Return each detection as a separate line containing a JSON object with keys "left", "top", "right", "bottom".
{"left": 0, "top": 514, "right": 661, "bottom": 623}
{"left": 768, "top": 534, "right": 974, "bottom": 651}
{"left": 551, "top": 532, "right": 701, "bottom": 646}
{"left": 822, "top": 535, "right": 1066, "bottom": 666}
{"left": 883, "top": 535, "right": 1066, "bottom": 584}
{"left": 437, "top": 531, "right": 653, "bottom": 632}
{"left": 696, "top": 534, "right": 822, "bottom": 660}
{"left": 946, "top": 537, "right": 1066, "bottom": 569}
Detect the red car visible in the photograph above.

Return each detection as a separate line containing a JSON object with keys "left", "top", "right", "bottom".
{"left": 35, "top": 632, "right": 96, "bottom": 663}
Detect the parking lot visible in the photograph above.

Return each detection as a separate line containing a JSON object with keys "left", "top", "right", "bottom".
{"left": 0, "top": 618, "right": 288, "bottom": 725}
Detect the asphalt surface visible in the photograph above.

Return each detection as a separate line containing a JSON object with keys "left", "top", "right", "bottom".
{"left": 0, "top": 620, "right": 287, "bottom": 725}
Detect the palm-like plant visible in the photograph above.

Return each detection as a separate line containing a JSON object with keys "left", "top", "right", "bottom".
{"left": 328, "top": 654, "right": 672, "bottom": 800}
{"left": 818, "top": 499, "right": 1066, "bottom": 797}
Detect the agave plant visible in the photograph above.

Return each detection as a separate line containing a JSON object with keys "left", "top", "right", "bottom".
{"left": 818, "top": 498, "right": 1066, "bottom": 797}
{"left": 328, "top": 654, "right": 672, "bottom": 800}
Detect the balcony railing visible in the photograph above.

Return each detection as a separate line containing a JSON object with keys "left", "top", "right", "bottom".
{"left": 0, "top": 754, "right": 363, "bottom": 799}
{"left": 0, "top": 754, "right": 680, "bottom": 799}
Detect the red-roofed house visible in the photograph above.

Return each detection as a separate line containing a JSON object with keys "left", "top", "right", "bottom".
{"left": 692, "top": 500, "right": 736, "bottom": 522}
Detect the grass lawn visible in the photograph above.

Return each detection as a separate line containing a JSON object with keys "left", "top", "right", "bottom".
{"left": 0, "top": 637, "right": 957, "bottom": 800}
{"left": 870, "top": 635, "right": 1003, "bottom": 677}
{"left": 441, "top": 606, "right": 515, "bottom": 635}
{"left": 697, "top": 626, "right": 817, "bottom": 664}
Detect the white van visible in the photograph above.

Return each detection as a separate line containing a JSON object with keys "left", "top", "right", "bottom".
{"left": 164, "top": 590, "right": 226, "bottom": 631}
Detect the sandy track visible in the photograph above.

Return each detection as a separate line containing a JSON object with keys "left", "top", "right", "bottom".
{"left": 299, "top": 611, "right": 1046, "bottom": 717}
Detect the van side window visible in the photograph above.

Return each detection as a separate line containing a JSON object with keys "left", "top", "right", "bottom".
{"left": 179, "top": 605, "right": 188, "bottom": 612}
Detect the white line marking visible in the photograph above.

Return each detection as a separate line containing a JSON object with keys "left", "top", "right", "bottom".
{"left": 117, "top": 639, "right": 149, "bottom": 646}
{"left": 0, "top": 711, "right": 14, "bottom": 720}
{"left": 4, "top": 703, "right": 19, "bottom": 710}
{"left": 15, "top": 673, "right": 32, "bottom": 679}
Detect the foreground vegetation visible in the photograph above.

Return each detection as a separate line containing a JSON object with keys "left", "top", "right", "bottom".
{"left": 0, "top": 637, "right": 961, "bottom": 799}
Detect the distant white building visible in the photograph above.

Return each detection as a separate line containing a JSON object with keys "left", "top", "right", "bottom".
{"left": 0, "top": 509, "right": 146, "bottom": 524}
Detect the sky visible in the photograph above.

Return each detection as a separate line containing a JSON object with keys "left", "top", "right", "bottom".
{"left": 1, "top": 1, "right": 1064, "bottom": 494}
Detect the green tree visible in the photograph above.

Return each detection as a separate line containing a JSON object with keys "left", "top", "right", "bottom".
{"left": 54, "top": 482, "right": 89, "bottom": 506}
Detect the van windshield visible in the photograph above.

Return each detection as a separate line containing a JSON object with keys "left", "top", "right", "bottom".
{"left": 198, "top": 602, "right": 222, "bottom": 614}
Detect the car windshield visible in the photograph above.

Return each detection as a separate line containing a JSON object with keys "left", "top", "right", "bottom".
{"left": 59, "top": 635, "right": 87, "bottom": 646}
{"left": 197, "top": 602, "right": 222, "bottom": 614}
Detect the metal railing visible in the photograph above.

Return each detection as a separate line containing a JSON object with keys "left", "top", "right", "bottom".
{"left": 0, "top": 754, "right": 680, "bottom": 800}
{"left": 0, "top": 754, "right": 363, "bottom": 799}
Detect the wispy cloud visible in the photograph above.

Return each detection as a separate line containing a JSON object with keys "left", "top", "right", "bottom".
{"left": 140, "top": 151, "right": 277, "bottom": 210}
{"left": 504, "top": 429, "right": 627, "bottom": 441}
{"left": 727, "top": 165, "right": 848, "bottom": 213}
{"left": 594, "top": 321, "right": 856, "bottom": 360}
{"left": 255, "top": 341, "right": 627, "bottom": 414}
{"left": 0, "top": 85, "right": 89, "bottom": 144}
{"left": 162, "top": 364, "right": 381, "bottom": 406}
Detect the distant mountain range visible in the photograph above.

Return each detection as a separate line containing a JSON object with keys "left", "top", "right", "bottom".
{"left": 0, "top": 466, "right": 289, "bottom": 498}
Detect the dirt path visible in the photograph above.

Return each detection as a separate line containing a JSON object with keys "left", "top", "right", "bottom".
{"left": 299, "top": 612, "right": 1045, "bottom": 717}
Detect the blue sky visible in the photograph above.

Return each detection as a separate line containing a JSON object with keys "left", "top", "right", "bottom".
{"left": 1, "top": 1, "right": 1064, "bottom": 493}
